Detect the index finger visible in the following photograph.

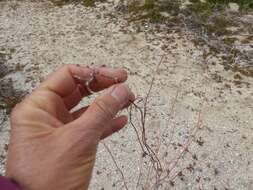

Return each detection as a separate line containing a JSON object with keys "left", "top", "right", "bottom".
{"left": 39, "top": 64, "right": 128, "bottom": 98}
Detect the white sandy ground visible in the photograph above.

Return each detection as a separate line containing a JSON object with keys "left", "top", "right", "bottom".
{"left": 0, "top": 1, "right": 253, "bottom": 189}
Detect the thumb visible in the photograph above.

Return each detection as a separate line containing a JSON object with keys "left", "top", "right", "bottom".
{"left": 72, "top": 83, "right": 134, "bottom": 134}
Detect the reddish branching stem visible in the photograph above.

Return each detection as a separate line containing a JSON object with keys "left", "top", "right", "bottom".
{"left": 128, "top": 55, "right": 165, "bottom": 187}
{"left": 106, "top": 54, "right": 205, "bottom": 189}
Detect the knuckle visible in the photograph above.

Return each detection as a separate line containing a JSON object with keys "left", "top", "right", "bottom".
{"left": 10, "top": 103, "right": 21, "bottom": 116}
{"left": 94, "top": 99, "right": 114, "bottom": 120}
{"left": 60, "top": 64, "right": 75, "bottom": 71}
{"left": 59, "top": 64, "right": 76, "bottom": 79}
{"left": 58, "top": 65, "right": 73, "bottom": 75}
{"left": 60, "top": 64, "right": 69, "bottom": 70}
{"left": 9, "top": 93, "right": 30, "bottom": 118}
{"left": 10, "top": 102, "right": 26, "bottom": 121}
{"left": 59, "top": 65, "right": 69, "bottom": 73}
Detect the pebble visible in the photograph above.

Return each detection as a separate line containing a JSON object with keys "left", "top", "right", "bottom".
{"left": 228, "top": 3, "right": 240, "bottom": 12}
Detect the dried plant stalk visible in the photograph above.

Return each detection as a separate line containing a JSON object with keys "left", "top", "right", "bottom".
{"left": 103, "top": 55, "right": 205, "bottom": 189}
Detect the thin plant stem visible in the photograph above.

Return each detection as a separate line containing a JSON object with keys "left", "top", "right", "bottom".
{"left": 103, "top": 143, "right": 129, "bottom": 190}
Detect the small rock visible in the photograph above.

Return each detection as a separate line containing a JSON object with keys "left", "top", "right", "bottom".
{"left": 228, "top": 3, "right": 240, "bottom": 12}
{"left": 241, "top": 15, "right": 253, "bottom": 23}
{"left": 180, "top": 0, "right": 192, "bottom": 9}
{"left": 160, "top": 12, "right": 170, "bottom": 18}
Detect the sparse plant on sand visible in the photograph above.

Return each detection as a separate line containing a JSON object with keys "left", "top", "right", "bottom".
{"left": 103, "top": 56, "right": 206, "bottom": 189}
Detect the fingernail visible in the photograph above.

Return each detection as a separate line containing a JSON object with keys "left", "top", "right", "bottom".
{"left": 111, "top": 84, "right": 130, "bottom": 106}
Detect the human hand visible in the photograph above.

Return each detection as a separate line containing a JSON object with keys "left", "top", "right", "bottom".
{"left": 6, "top": 65, "right": 134, "bottom": 190}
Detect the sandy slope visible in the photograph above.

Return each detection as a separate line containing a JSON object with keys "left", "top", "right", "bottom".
{"left": 0, "top": 1, "right": 252, "bottom": 189}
